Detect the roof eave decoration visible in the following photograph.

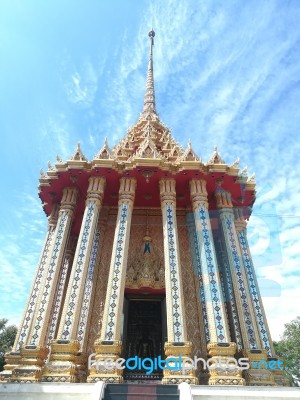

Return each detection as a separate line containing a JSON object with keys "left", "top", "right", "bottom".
{"left": 46, "top": 161, "right": 59, "bottom": 178}
{"left": 55, "top": 155, "right": 68, "bottom": 172}
{"left": 246, "top": 173, "right": 256, "bottom": 191}
{"left": 176, "top": 140, "right": 203, "bottom": 170}
{"left": 92, "top": 138, "right": 116, "bottom": 169}
{"left": 67, "top": 142, "right": 89, "bottom": 169}
{"left": 38, "top": 143, "right": 92, "bottom": 189}
{"left": 206, "top": 146, "right": 228, "bottom": 172}
{"left": 227, "top": 157, "right": 240, "bottom": 176}
{"left": 39, "top": 169, "right": 51, "bottom": 187}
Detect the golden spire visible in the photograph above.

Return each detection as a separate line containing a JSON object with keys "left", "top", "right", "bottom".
{"left": 143, "top": 30, "right": 156, "bottom": 114}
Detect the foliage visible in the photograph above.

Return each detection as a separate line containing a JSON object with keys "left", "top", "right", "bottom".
{"left": 0, "top": 318, "right": 17, "bottom": 372}
{"left": 274, "top": 316, "right": 300, "bottom": 386}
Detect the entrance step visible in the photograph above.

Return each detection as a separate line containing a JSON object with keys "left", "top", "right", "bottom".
{"left": 103, "top": 383, "right": 179, "bottom": 400}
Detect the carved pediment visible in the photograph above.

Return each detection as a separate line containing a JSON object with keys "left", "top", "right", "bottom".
{"left": 179, "top": 140, "right": 200, "bottom": 162}
{"left": 132, "top": 137, "right": 163, "bottom": 160}
{"left": 94, "top": 138, "right": 112, "bottom": 160}
{"left": 69, "top": 142, "right": 88, "bottom": 161}
{"left": 207, "top": 146, "right": 225, "bottom": 164}
{"left": 126, "top": 251, "right": 164, "bottom": 289}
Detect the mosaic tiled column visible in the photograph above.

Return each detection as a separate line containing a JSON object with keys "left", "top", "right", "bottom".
{"left": 0, "top": 205, "right": 59, "bottom": 382}
{"left": 186, "top": 213, "right": 210, "bottom": 345}
{"left": 159, "top": 178, "right": 197, "bottom": 385}
{"left": 215, "top": 188, "right": 274, "bottom": 386}
{"left": 186, "top": 212, "right": 210, "bottom": 385}
{"left": 11, "top": 187, "right": 78, "bottom": 383}
{"left": 234, "top": 208, "right": 288, "bottom": 386}
{"left": 42, "top": 176, "right": 106, "bottom": 383}
{"left": 213, "top": 236, "right": 243, "bottom": 352}
{"left": 189, "top": 179, "right": 244, "bottom": 386}
{"left": 88, "top": 177, "right": 136, "bottom": 384}
{"left": 45, "top": 235, "right": 78, "bottom": 347}
{"left": 77, "top": 210, "right": 109, "bottom": 383}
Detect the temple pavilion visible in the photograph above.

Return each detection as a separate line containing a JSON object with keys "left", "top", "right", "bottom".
{"left": 1, "top": 30, "right": 288, "bottom": 387}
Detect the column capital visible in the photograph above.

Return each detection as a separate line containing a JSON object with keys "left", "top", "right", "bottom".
{"left": 189, "top": 178, "right": 208, "bottom": 209}
{"left": 86, "top": 176, "right": 106, "bottom": 206}
{"left": 215, "top": 187, "right": 233, "bottom": 209}
{"left": 60, "top": 187, "right": 79, "bottom": 215}
{"left": 65, "top": 235, "right": 78, "bottom": 260}
{"left": 118, "top": 177, "right": 136, "bottom": 204}
{"left": 159, "top": 178, "right": 176, "bottom": 203}
{"left": 234, "top": 207, "right": 247, "bottom": 232}
{"left": 48, "top": 203, "right": 59, "bottom": 229}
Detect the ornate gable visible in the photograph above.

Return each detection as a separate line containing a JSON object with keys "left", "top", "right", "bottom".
{"left": 94, "top": 138, "right": 112, "bottom": 160}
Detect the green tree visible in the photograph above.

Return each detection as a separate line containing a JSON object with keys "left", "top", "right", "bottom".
{"left": 0, "top": 319, "right": 17, "bottom": 372}
{"left": 274, "top": 316, "right": 300, "bottom": 386}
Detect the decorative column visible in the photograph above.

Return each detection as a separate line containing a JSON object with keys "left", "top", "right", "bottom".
{"left": 159, "top": 178, "right": 197, "bottom": 385}
{"left": 45, "top": 235, "right": 78, "bottom": 346}
{"left": 42, "top": 176, "right": 106, "bottom": 383}
{"left": 234, "top": 208, "right": 288, "bottom": 386}
{"left": 0, "top": 205, "right": 59, "bottom": 382}
{"left": 214, "top": 237, "right": 243, "bottom": 352}
{"left": 88, "top": 177, "right": 136, "bottom": 383}
{"left": 189, "top": 179, "right": 244, "bottom": 386}
{"left": 11, "top": 187, "right": 78, "bottom": 383}
{"left": 215, "top": 188, "right": 274, "bottom": 386}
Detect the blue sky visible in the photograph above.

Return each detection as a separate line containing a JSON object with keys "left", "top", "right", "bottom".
{"left": 0, "top": 0, "right": 300, "bottom": 341}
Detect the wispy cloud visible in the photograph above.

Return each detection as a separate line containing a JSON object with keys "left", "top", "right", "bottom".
{"left": 0, "top": 192, "right": 46, "bottom": 326}
{"left": 64, "top": 61, "right": 98, "bottom": 107}
{"left": 40, "top": 114, "right": 71, "bottom": 159}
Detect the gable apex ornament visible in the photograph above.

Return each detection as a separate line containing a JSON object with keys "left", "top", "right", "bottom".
{"left": 207, "top": 145, "right": 225, "bottom": 164}
{"left": 70, "top": 142, "right": 88, "bottom": 162}
{"left": 179, "top": 139, "right": 201, "bottom": 162}
{"left": 132, "top": 136, "right": 163, "bottom": 160}
{"left": 94, "top": 137, "right": 112, "bottom": 160}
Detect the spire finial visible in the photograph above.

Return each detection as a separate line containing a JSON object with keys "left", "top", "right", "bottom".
{"left": 143, "top": 30, "right": 156, "bottom": 114}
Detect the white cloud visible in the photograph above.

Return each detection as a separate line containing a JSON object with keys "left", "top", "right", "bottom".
{"left": 0, "top": 192, "right": 46, "bottom": 326}
{"left": 64, "top": 61, "right": 98, "bottom": 107}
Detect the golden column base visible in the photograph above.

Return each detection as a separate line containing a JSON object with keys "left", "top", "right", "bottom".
{"left": 10, "top": 345, "right": 48, "bottom": 383}
{"left": 267, "top": 357, "right": 290, "bottom": 386}
{"left": 162, "top": 341, "right": 198, "bottom": 385}
{"left": 41, "top": 339, "right": 80, "bottom": 383}
{"left": 243, "top": 350, "right": 275, "bottom": 386}
{"left": 207, "top": 342, "right": 245, "bottom": 386}
{"left": 76, "top": 352, "right": 88, "bottom": 383}
{"left": 0, "top": 351, "right": 21, "bottom": 382}
{"left": 87, "top": 340, "right": 123, "bottom": 383}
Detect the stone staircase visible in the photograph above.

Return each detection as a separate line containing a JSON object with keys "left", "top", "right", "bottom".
{"left": 103, "top": 383, "right": 179, "bottom": 400}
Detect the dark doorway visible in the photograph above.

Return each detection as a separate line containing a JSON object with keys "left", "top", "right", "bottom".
{"left": 122, "top": 295, "right": 166, "bottom": 381}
